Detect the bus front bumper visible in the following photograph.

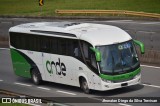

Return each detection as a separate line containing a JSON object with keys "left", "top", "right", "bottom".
{"left": 100, "top": 74, "right": 141, "bottom": 91}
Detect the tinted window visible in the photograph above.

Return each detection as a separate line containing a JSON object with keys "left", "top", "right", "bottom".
{"left": 10, "top": 32, "right": 82, "bottom": 58}
{"left": 40, "top": 36, "right": 50, "bottom": 53}
{"left": 81, "top": 41, "right": 98, "bottom": 70}
{"left": 50, "top": 38, "right": 58, "bottom": 54}
{"left": 58, "top": 38, "right": 67, "bottom": 55}
{"left": 10, "top": 32, "right": 41, "bottom": 52}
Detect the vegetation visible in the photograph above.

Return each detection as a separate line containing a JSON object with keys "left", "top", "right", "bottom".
{"left": 0, "top": 0, "right": 159, "bottom": 16}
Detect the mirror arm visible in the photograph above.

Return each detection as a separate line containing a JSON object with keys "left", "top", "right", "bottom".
{"left": 134, "top": 40, "right": 145, "bottom": 54}
{"left": 90, "top": 47, "right": 101, "bottom": 62}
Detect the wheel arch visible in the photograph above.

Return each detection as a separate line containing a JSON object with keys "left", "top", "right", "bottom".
{"left": 30, "top": 66, "right": 42, "bottom": 79}
{"left": 78, "top": 74, "right": 89, "bottom": 88}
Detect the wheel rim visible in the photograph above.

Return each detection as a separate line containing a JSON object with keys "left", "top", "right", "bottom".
{"left": 33, "top": 73, "right": 38, "bottom": 83}
{"left": 82, "top": 81, "right": 88, "bottom": 91}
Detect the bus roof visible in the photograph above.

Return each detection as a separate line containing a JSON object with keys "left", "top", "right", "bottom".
{"left": 9, "top": 22, "right": 132, "bottom": 46}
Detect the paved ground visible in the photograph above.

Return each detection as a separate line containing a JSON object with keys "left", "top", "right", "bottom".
{"left": 0, "top": 18, "right": 160, "bottom": 106}
{"left": 0, "top": 49, "right": 160, "bottom": 106}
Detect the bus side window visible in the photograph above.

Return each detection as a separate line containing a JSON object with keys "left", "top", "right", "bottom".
{"left": 66, "top": 40, "right": 73, "bottom": 56}
{"left": 81, "top": 41, "right": 91, "bottom": 62}
{"left": 58, "top": 38, "right": 66, "bottom": 55}
{"left": 50, "top": 37, "right": 58, "bottom": 54}
{"left": 91, "top": 52, "right": 97, "bottom": 69}
{"left": 81, "top": 41, "right": 98, "bottom": 70}
{"left": 74, "top": 41, "right": 83, "bottom": 59}
{"left": 74, "top": 47, "right": 79, "bottom": 57}
{"left": 73, "top": 41, "right": 80, "bottom": 57}
{"left": 40, "top": 36, "right": 50, "bottom": 53}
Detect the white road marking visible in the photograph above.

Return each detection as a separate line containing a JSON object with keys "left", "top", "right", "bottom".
{"left": 124, "top": 30, "right": 130, "bottom": 32}
{"left": 52, "top": 103, "right": 69, "bottom": 106}
{"left": 142, "top": 83, "right": 160, "bottom": 89}
{"left": 37, "top": 87, "right": 50, "bottom": 91}
{"left": 0, "top": 80, "right": 3, "bottom": 81}
{"left": 104, "top": 20, "right": 160, "bottom": 25}
{"left": 141, "top": 22, "right": 160, "bottom": 25}
{"left": 119, "top": 103, "right": 132, "bottom": 106}
{"left": 124, "top": 30, "right": 156, "bottom": 34}
{"left": 106, "top": 20, "right": 135, "bottom": 23}
{"left": 14, "top": 82, "right": 32, "bottom": 87}
{"left": 0, "top": 48, "right": 9, "bottom": 50}
{"left": 57, "top": 90, "right": 76, "bottom": 96}
{"left": 141, "top": 64, "right": 160, "bottom": 69}
{"left": 106, "top": 20, "right": 133, "bottom": 22}
{"left": 138, "top": 31, "right": 155, "bottom": 33}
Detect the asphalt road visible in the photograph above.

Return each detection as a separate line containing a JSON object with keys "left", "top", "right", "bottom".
{"left": 0, "top": 18, "right": 160, "bottom": 106}
{"left": 0, "top": 49, "right": 160, "bottom": 106}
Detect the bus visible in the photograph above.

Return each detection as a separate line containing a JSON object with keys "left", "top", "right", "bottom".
{"left": 9, "top": 22, "right": 145, "bottom": 93}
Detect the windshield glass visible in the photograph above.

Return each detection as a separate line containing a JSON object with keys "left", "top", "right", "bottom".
{"left": 96, "top": 40, "right": 139, "bottom": 75}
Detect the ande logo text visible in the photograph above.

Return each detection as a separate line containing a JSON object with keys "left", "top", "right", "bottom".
{"left": 46, "top": 58, "right": 66, "bottom": 76}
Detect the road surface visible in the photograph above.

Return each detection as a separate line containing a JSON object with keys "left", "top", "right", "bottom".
{"left": 0, "top": 48, "right": 160, "bottom": 106}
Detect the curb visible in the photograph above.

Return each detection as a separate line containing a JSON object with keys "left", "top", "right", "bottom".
{"left": 0, "top": 15, "right": 160, "bottom": 21}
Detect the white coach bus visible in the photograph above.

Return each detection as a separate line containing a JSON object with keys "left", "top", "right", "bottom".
{"left": 9, "top": 22, "right": 145, "bottom": 93}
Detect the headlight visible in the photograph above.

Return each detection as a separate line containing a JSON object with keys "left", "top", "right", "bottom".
{"left": 134, "top": 73, "right": 141, "bottom": 79}
{"left": 102, "top": 78, "right": 113, "bottom": 83}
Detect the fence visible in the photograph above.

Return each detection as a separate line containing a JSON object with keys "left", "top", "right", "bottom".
{"left": 55, "top": 10, "right": 160, "bottom": 18}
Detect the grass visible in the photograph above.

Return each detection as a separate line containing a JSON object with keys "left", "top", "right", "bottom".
{"left": 0, "top": 0, "right": 159, "bottom": 16}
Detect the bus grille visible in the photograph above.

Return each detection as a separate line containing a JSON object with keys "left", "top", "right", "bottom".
{"left": 113, "top": 77, "right": 134, "bottom": 83}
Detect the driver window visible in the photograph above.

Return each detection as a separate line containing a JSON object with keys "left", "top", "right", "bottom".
{"left": 91, "top": 53, "right": 97, "bottom": 69}
{"left": 81, "top": 41, "right": 98, "bottom": 70}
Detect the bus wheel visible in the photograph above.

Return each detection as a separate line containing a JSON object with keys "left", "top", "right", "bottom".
{"left": 31, "top": 69, "right": 42, "bottom": 85}
{"left": 80, "top": 78, "right": 91, "bottom": 94}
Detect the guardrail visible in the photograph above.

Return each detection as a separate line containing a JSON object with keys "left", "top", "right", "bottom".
{"left": 55, "top": 10, "right": 160, "bottom": 18}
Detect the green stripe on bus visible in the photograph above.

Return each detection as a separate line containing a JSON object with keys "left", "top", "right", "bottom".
{"left": 100, "top": 67, "right": 140, "bottom": 81}
{"left": 10, "top": 49, "right": 31, "bottom": 78}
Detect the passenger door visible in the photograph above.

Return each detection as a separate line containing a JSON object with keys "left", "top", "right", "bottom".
{"left": 81, "top": 41, "right": 101, "bottom": 89}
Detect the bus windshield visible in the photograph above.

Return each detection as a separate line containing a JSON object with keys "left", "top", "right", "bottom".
{"left": 96, "top": 40, "right": 140, "bottom": 75}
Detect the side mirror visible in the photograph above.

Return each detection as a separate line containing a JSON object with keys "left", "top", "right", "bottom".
{"left": 134, "top": 40, "right": 145, "bottom": 54}
{"left": 90, "top": 47, "right": 101, "bottom": 62}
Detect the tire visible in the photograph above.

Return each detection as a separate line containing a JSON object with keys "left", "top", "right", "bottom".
{"left": 31, "top": 69, "right": 42, "bottom": 85}
{"left": 80, "top": 78, "right": 91, "bottom": 94}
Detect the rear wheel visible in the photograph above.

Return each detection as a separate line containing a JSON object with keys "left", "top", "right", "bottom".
{"left": 80, "top": 78, "right": 91, "bottom": 94}
{"left": 31, "top": 69, "right": 42, "bottom": 85}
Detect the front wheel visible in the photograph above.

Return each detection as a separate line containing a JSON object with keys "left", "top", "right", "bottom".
{"left": 80, "top": 78, "right": 91, "bottom": 94}
{"left": 31, "top": 70, "right": 42, "bottom": 85}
